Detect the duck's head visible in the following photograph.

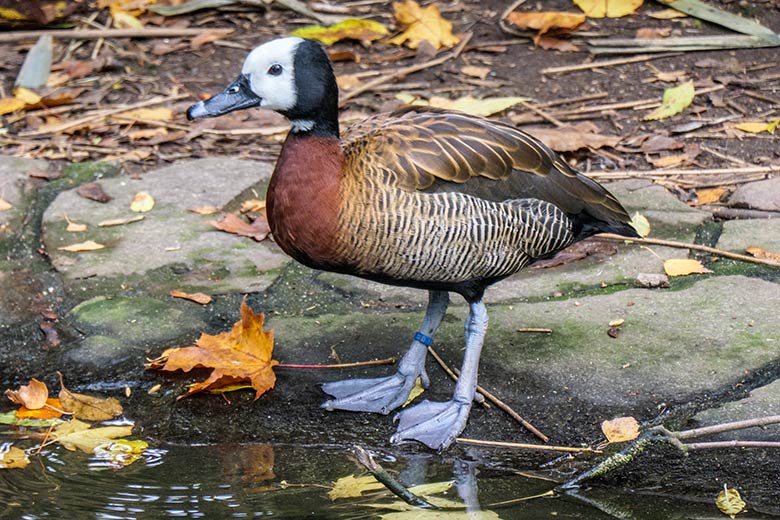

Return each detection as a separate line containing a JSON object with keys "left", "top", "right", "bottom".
{"left": 186, "top": 37, "right": 339, "bottom": 136}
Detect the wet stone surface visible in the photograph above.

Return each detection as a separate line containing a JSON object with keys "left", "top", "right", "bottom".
{"left": 1, "top": 156, "right": 779, "bottom": 508}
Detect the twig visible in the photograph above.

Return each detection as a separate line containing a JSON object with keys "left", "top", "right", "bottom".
{"left": 685, "top": 440, "right": 780, "bottom": 449}
{"left": 517, "top": 100, "right": 565, "bottom": 127}
{"left": 0, "top": 28, "right": 234, "bottom": 43}
{"left": 670, "top": 415, "right": 780, "bottom": 440}
{"left": 587, "top": 164, "right": 780, "bottom": 180}
{"left": 542, "top": 52, "right": 684, "bottom": 75}
{"left": 517, "top": 327, "right": 553, "bottom": 333}
{"left": 339, "top": 32, "right": 473, "bottom": 105}
{"left": 598, "top": 233, "right": 780, "bottom": 267}
{"left": 353, "top": 445, "right": 437, "bottom": 509}
{"left": 276, "top": 357, "right": 396, "bottom": 369}
{"left": 456, "top": 437, "right": 595, "bottom": 453}
{"left": 703, "top": 205, "right": 780, "bottom": 220}
{"left": 589, "top": 34, "right": 780, "bottom": 54}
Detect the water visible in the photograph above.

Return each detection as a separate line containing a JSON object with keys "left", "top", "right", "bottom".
{"left": 1, "top": 442, "right": 774, "bottom": 519}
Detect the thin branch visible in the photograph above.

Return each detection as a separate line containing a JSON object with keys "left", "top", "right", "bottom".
{"left": 339, "top": 32, "right": 473, "bottom": 105}
{"left": 0, "top": 28, "right": 233, "bottom": 43}
{"left": 685, "top": 440, "right": 780, "bottom": 450}
{"left": 542, "top": 52, "right": 684, "bottom": 75}
{"left": 588, "top": 164, "right": 780, "bottom": 180}
{"left": 598, "top": 234, "right": 780, "bottom": 268}
{"left": 673, "top": 415, "right": 780, "bottom": 440}
{"left": 353, "top": 445, "right": 436, "bottom": 509}
{"left": 457, "top": 437, "right": 596, "bottom": 453}
{"left": 276, "top": 357, "right": 396, "bottom": 369}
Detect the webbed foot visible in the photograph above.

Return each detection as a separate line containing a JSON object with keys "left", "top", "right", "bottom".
{"left": 390, "top": 398, "right": 472, "bottom": 450}
{"left": 321, "top": 370, "right": 426, "bottom": 414}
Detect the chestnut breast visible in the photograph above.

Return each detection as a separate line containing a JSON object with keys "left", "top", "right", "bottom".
{"left": 266, "top": 133, "right": 346, "bottom": 270}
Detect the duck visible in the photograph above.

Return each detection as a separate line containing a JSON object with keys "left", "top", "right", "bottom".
{"left": 187, "top": 36, "right": 639, "bottom": 450}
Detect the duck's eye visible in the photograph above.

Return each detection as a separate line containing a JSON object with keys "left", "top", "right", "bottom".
{"left": 268, "top": 64, "right": 283, "bottom": 76}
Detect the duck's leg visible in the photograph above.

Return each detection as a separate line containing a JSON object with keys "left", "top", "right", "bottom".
{"left": 390, "top": 299, "right": 487, "bottom": 450}
{"left": 321, "top": 290, "right": 450, "bottom": 415}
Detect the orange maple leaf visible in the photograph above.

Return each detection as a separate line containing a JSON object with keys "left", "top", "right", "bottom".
{"left": 151, "top": 299, "right": 278, "bottom": 400}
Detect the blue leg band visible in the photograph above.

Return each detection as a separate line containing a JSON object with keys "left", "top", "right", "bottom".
{"left": 413, "top": 331, "right": 433, "bottom": 346}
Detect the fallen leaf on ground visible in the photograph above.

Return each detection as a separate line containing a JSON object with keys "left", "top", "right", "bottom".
{"left": 534, "top": 35, "right": 580, "bottom": 52}
{"left": 188, "top": 205, "right": 220, "bottom": 215}
{"left": 629, "top": 211, "right": 651, "bottom": 237}
{"left": 148, "top": 299, "right": 279, "bottom": 400}
{"left": 664, "top": 258, "right": 712, "bottom": 277}
{"left": 98, "top": 215, "right": 144, "bottom": 227}
{"left": 240, "top": 199, "right": 266, "bottom": 213}
{"left": 57, "top": 240, "right": 106, "bottom": 252}
{"left": 389, "top": 0, "right": 460, "bottom": 50}
{"left": 397, "top": 93, "right": 527, "bottom": 117}
{"left": 635, "top": 27, "right": 671, "bottom": 38}
{"left": 646, "top": 8, "right": 687, "bottom": 19}
{"left": 506, "top": 11, "right": 586, "bottom": 35}
{"left": 130, "top": 192, "right": 154, "bottom": 213}
{"left": 745, "top": 246, "right": 780, "bottom": 262}
{"left": 337, "top": 74, "right": 363, "bottom": 90}
{"left": 170, "top": 290, "right": 213, "bottom": 305}
{"left": 78, "top": 182, "right": 112, "bottom": 203}
{"left": 601, "top": 416, "right": 640, "bottom": 443}
{"left": 693, "top": 187, "right": 727, "bottom": 206}
{"left": 209, "top": 213, "right": 270, "bottom": 242}
{"left": 127, "top": 127, "right": 168, "bottom": 141}
{"left": 460, "top": 66, "right": 490, "bottom": 79}
{"left": 524, "top": 122, "right": 620, "bottom": 152}
{"left": 329, "top": 474, "right": 386, "bottom": 500}
{"left": 50, "top": 419, "right": 134, "bottom": 453}
{"left": 15, "top": 398, "right": 64, "bottom": 420}
{"left": 93, "top": 439, "right": 149, "bottom": 468}
{"left": 190, "top": 29, "right": 231, "bottom": 50}
{"left": 653, "top": 69, "right": 688, "bottom": 82}
{"left": 403, "top": 377, "right": 424, "bottom": 407}
{"left": 716, "top": 487, "right": 746, "bottom": 519}
{"left": 734, "top": 118, "right": 780, "bottom": 134}
{"left": 0, "top": 97, "right": 27, "bottom": 115}
{"left": 65, "top": 214, "right": 87, "bottom": 232}
{"left": 112, "top": 10, "right": 143, "bottom": 29}
{"left": 5, "top": 379, "right": 49, "bottom": 409}
{"left": 644, "top": 80, "right": 695, "bottom": 121}
{"left": 574, "top": 0, "right": 643, "bottom": 18}
{"left": 59, "top": 376, "right": 123, "bottom": 422}
{"left": 291, "top": 19, "right": 389, "bottom": 46}
{"left": 119, "top": 107, "right": 173, "bottom": 121}
{"left": 0, "top": 197, "right": 12, "bottom": 211}
{"left": 0, "top": 445, "right": 29, "bottom": 470}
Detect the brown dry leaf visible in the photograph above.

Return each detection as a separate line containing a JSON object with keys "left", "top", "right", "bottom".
{"left": 50, "top": 419, "right": 134, "bottom": 453}
{"left": 664, "top": 258, "right": 712, "bottom": 277}
{"left": 635, "top": 27, "right": 671, "bottom": 38}
{"left": 745, "top": 246, "right": 780, "bottom": 262}
{"left": 336, "top": 74, "right": 364, "bottom": 91}
{"left": 693, "top": 187, "right": 727, "bottom": 206}
{"left": 209, "top": 213, "right": 270, "bottom": 242}
{"left": 534, "top": 35, "right": 580, "bottom": 52}
{"left": 524, "top": 122, "right": 620, "bottom": 152}
{"left": 127, "top": 127, "right": 168, "bottom": 141}
{"left": 170, "top": 290, "right": 213, "bottom": 305}
{"left": 0, "top": 197, "right": 12, "bottom": 211}
{"left": 190, "top": 29, "right": 231, "bottom": 50}
{"left": 65, "top": 214, "right": 87, "bottom": 232}
{"left": 601, "top": 416, "right": 640, "bottom": 443}
{"left": 98, "top": 215, "right": 144, "bottom": 227}
{"left": 78, "top": 182, "right": 113, "bottom": 203}
{"left": 0, "top": 445, "right": 30, "bottom": 470}
{"left": 389, "top": 0, "right": 460, "bottom": 50}
{"left": 188, "top": 205, "right": 221, "bottom": 215}
{"left": 59, "top": 376, "right": 123, "bottom": 422}
{"left": 506, "top": 11, "right": 586, "bottom": 35}
{"left": 646, "top": 8, "right": 687, "bottom": 19}
{"left": 5, "top": 379, "right": 49, "bottom": 409}
{"left": 119, "top": 107, "right": 173, "bottom": 121}
{"left": 57, "top": 240, "right": 106, "bottom": 252}
{"left": 655, "top": 70, "right": 688, "bottom": 82}
{"left": 574, "top": 0, "right": 643, "bottom": 18}
{"left": 460, "top": 66, "right": 490, "bottom": 79}
{"left": 716, "top": 487, "right": 746, "bottom": 519}
{"left": 130, "top": 192, "right": 155, "bottom": 213}
{"left": 148, "top": 299, "right": 279, "bottom": 400}
{"left": 240, "top": 199, "right": 266, "bottom": 213}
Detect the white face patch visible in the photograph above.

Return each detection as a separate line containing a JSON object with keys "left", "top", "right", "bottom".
{"left": 242, "top": 37, "right": 302, "bottom": 112}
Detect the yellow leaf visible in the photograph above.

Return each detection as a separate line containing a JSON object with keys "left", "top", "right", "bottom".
{"left": 403, "top": 377, "right": 424, "bottom": 407}
{"left": 574, "top": 0, "right": 644, "bottom": 18}
{"left": 601, "top": 416, "right": 640, "bottom": 443}
{"left": 0, "top": 197, "right": 12, "bottom": 211}
{"left": 127, "top": 127, "right": 168, "bottom": 141}
{"left": 460, "top": 66, "right": 490, "bottom": 79}
{"left": 0, "top": 7, "right": 29, "bottom": 21}
{"left": 98, "top": 215, "right": 144, "bottom": 227}
{"left": 13, "top": 87, "right": 41, "bottom": 105}
{"left": 51, "top": 419, "right": 134, "bottom": 453}
{"left": 608, "top": 318, "right": 625, "bottom": 328}
{"left": 112, "top": 10, "right": 143, "bottom": 29}
{"left": 735, "top": 118, "right": 780, "bottom": 134}
{"left": 716, "top": 486, "right": 746, "bottom": 519}
{"left": 15, "top": 398, "right": 64, "bottom": 420}
{"left": 58, "top": 240, "right": 106, "bottom": 252}
{"left": 643, "top": 80, "right": 695, "bottom": 121}
{"left": 66, "top": 217, "right": 87, "bottom": 232}
{"left": 399, "top": 94, "right": 528, "bottom": 117}
{"left": 130, "top": 191, "right": 155, "bottom": 213}
{"left": 407, "top": 480, "right": 454, "bottom": 496}
{"left": 328, "top": 474, "right": 385, "bottom": 500}
{"left": 629, "top": 211, "right": 650, "bottom": 237}
{"left": 120, "top": 107, "right": 173, "bottom": 121}
{"left": 505, "top": 11, "right": 586, "bottom": 34}
{"left": 389, "top": 0, "right": 460, "bottom": 50}
{"left": 663, "top": 258, "right": 712, "bottom": 277}
{"left": 59, "top": 377, "right": 123, "bottom": 422}
{"left": 93, "top": 439, "right": 148, "bottom": 468}
{"left": 291, "top": 19, "right": 389, "bottom": 46}
{"left": 0, "top": 445, "right": 30, "bottom": 470}
{"left": 646, "top": 8, "right": 687, "bottom": 19}
{"left": 745, "top": 246, "right": 780, "bottom": 262}
{"left": 693, "top": 187, "right": 727, "bottom": 206}
{"left": 0, "top": 97, "right": 27, "bottom": 115}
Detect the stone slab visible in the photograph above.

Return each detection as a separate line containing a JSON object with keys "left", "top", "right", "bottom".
{"left": 717, "top": 218, "right": 780, "bottom": 254}
{"left": 0, "top": 156, "right": 48, "bottom": 238}
{"left": 729, "top": 177, "right": 780, "bottom": 212}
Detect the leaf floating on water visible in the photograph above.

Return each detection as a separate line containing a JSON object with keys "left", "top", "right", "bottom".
{"left": 5, "top": 378, "right": 49, "bottom": 410}
{"left": 663, "top": 258, "right": 712, "bottom": 277}
{"left": 93, "top": 439, "right": 149, "bottom": 468}
{"left": 601, "top": 416, "right": 640, "bottom": 443}
{"left": 0, "top": 445, "right": 30, "bottom": 470}
{"left": 328, "top": 474, "right": 385, "bottom": 500}
{"left": 51, "top": 419, "right": 134, "bottom": 454}
{"left": 574, "top": 0, "right": 643, "bottom": 18}
{"left": 643, "top": 80, "right": 695, "bottom": 121}
{"left": 130, "top": 192, "right": 155, "bottom": 213}
{"left": 170, "top": 290, "right": 213, "bottom": 305}
{"left": 58, "top": 240, "right": 106, "bottom": 252}
{"left": 716, "top": 486, "right": 746, "bottom": 519}
{"left": 389, "top": 0, "right": 460, "bottom": 50}
{"left": 291, "top": 19, "right": 389, "bottom": 46}
{"left": 15, "top": 398, "right": 64, "bottom": 420}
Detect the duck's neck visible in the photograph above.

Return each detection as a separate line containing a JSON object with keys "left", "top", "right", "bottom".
{"left": 266, "top": 132, "right": 344, "bottom": 269}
